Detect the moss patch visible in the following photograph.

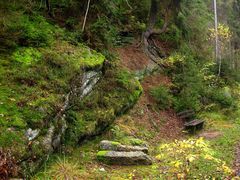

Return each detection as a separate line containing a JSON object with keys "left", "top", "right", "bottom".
{"left": 111, "top": 141, "right": 121, "bottom": 146}
{"left": 0, "top": 39, "right": 105, "bottom": 177}
{"left": 97, "top": 150, "right": 109, "bottom": 157}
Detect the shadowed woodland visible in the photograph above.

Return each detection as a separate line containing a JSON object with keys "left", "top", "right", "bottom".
{"left": 1, "top": 0, "right": 240, "bottom": 179}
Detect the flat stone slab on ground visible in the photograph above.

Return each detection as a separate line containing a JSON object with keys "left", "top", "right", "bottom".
{"left": 199, "top": 131, "right": 222, "bottom": 139}
{"left": 97, "top": 151, "right": 152, "bottom": 165}
{"left": 99, "top": 140, "right": 148, "bottom": 154}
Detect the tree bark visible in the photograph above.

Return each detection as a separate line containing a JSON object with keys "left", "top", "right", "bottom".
{"left": 144, "top": 0, "right": 159, "bottom": 41}
{"left": 82, "top": 0, "right": 91, "bottom": 32}
{"left": 143, "top": 0, "right": 181, "bottom": 63}
{"left": 46, "top": 0, "right": 52, "bottom": 17}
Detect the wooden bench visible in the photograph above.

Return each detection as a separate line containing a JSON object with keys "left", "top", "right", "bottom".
{"left": 184, "top": 119, "right": 205, "bottom": 134}
{"left": 177, "top": 109, "right": 195, "bottom": 120}
{"left": 177, "top": 110, "right": 205, "bottom": 134}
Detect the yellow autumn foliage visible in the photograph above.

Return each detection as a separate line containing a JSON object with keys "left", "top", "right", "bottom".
{"left": 155, "top": 138, "right": 233, "bottom": 179}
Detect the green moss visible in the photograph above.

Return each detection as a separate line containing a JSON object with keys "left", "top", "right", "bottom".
{"left": 111, "top": 141, "right": 121, "bottom": 146}
{"left": 129, "top": 138, "right": 145, "bottom": 146}
{"left": 97, "top": 151, "right": 110, "bottom": 162}
{"left": 97, "top": 150, "right": 109, "bottom": 156}
{"left": 79, "top": 49, "right": 105, "bottom": 68}
{"left": 12, "top": 47, "right": 42, "bottom": 65}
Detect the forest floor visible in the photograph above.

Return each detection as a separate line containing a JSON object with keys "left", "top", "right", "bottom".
{"left": 34, "top": 44, "right": 240, "bottom": 179}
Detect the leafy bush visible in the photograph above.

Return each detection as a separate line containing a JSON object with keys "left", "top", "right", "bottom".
{"left": 90, "top": 16, "right": 118, "bottom": 47}
{"left": 173, "top": 87, "right": 202, "bottom": 112}
{"left": 159, "top": 24, "right": 182, "bottom": 46}
{"left": 150, "top": 85, "right": 173, "bottom": 110}
{"left": 3, "top": 14, "right": 56, "bottom": 47}
{"left": 156, "top": 138, "right": 233, "bottom": 179}
{"left": 169, "top": 52, "right": 205, "bottom": 112}
{"left": 207, "top": 87, "right": 234, "bottom": 108}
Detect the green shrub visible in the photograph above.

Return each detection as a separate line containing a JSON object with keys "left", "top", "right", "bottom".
{"left": 169, "top": 51, "right": 205, "bottom": 112}
{"left": 207, "top": 87, "right": 234, "bottom": 108}
{"left": 173, "top": 87, "right": 201, "bottom": 112}
{"left": 159, "top": 24, "right": 182, "bottom": 46}
{"left": 90, "top": 16, "right": 118, "bottom": 47}
{"left": 150, "top": 85, "right": 173, "bottom": 110}
{"left": 4, "top": 14, "right": 56, "bottom": 47}
{"left": 156, "top": 138, "right": 233, "bottom": 178}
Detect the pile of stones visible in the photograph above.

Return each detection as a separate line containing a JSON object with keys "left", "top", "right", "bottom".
{"left": 97, "top": 140, "right": 152, "bottom": 165}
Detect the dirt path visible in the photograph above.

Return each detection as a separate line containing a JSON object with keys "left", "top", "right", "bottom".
{"left": 115, "top": 44, "right": 184, "bottom": 143}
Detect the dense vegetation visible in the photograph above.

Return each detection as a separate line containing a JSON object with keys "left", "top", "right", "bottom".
{"left": 1, "top": 0, "right": 240, "bottom": 179}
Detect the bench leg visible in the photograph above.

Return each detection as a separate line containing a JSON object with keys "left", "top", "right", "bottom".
{"left": 193, "top": 126, "right": 196, "bottom": 134}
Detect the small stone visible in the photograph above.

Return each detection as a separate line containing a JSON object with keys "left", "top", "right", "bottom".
{"left": 99, "top": 167, "right": 106, "bottom": 172}
{"left": 25, "top": 128, "right": 40, "bottom": 141}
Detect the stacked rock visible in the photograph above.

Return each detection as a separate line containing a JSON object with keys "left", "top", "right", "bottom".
{"left": 97, "top": 140, "right": 152, "bottom": 165}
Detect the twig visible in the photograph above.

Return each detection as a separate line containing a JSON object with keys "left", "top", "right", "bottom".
{"left": 125, "top": 0, "right": 133, "bottom": 9}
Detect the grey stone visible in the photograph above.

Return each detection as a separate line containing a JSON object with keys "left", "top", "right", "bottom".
{"left": 97, "top": 151, "right": 152, "bottom": 165}
{"left": 42, "top": 125, "right": 55, "bottom": 152}
{"left": 100, "top": 140, "right": 148, "bottom": 154}
{"left": 25, "top": 128, "right": 40, "bottom": 141}
{"left": 80, "top": 71, "right": 101, "bottom": 98}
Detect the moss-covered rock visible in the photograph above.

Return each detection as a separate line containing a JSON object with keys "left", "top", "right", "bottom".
{"left": 0, "top": 39, "right": 107, "bottom": 177}
{"left": 65, "top": 67, "right": 142, "bottom": 145}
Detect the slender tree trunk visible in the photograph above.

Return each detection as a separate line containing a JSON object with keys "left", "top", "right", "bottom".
{"left": 214, "top": 0, "right": 219, "bottom": 62}
{"left": 46, "top": 0, "right": 52, "bottom": 16}
{"left": 213, "top": 0, "right": 221, "bottom": 76}
{"left": 46, "top": 0, "right": 50, "bottom": 12}
{"left": 82, "top": 0, "right": 91, "bottom": 32}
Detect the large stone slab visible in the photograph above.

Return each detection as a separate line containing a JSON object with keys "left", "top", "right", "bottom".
{"left": 97, "top": 151, "right": 152, "bottom": 165}
{"left": 99, "top": 140, "right": 148, "bottom": 154}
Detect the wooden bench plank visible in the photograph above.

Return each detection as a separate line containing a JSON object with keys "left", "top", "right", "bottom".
{"left": 177, "top": 110, "right": 195, "bottom": 119}
{"left": 184, "top": 119, "right": 205, "bottom": 134}
{"left": 177, "top": 110, "right": 194, "bottom": 116}
{"left": 184, "top": 119, "right": 204, "bottom": 127}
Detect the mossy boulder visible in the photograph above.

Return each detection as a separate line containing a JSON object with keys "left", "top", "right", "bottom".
{"left": 0, "top": 40, "right": 106, "bottom": 177}
{"left": 65, "top": 67, "right": 142, "bottom": 145}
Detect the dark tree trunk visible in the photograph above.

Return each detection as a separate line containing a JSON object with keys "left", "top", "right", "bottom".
{"left": 148, "top": 0, "right": 159, "bottom": 30}
{"left": 144, "top": 0, "right": 159, "bottom": 41}
{"left": 46, "top": 0, "right": 53, "bottom": 17}
{"left": 143, "top": 0, "right": 181, "bottom": 63}
{"left": 143, "top": 0, "right": 165, "bottom": 63}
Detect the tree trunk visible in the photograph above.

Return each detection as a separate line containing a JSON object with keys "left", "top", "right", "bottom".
{"left": 82, "top": 0, "right": 91, "bottom": 32}
{"left": 214, "top": 0, "right": 219, "bottom": 63}
{"left": 143, "top": 0, "right": 166, "bottom": 63}
{"left": 46, "top": 0, "right": 52, "bottom": 17}
{"left": 144, "top": 0, "right": 159, "bottom": 41}
{"left": 142, "top": 0, "right": 181, "bottom": 63}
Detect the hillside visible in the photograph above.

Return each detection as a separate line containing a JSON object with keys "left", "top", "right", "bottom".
{"left": 1, "top": 0, "right": 240, "bottom": 179}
